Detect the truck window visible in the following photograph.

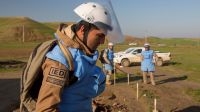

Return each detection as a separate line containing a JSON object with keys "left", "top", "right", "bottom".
{"left": 125, "top": 48, "right": 134, "bottom": 53}
{"left": 135, "top": 49, "right": 142, "bottom": 53}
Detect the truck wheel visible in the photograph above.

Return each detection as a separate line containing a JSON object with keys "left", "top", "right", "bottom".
{"left": 156, "top": 58, "right": 163, "bottom": 66}
{"left": 121, "top": 59, "right": 130, "bottom": 67}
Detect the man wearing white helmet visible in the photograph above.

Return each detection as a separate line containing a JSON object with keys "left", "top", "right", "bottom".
{"left": 35, "top": 2, "right": 113, "bottom": 112}
{"left": 103, "top": 42, "right": 114, "bottom": 85}
{"left": 141, "top": 43, "right": 156, "bottom": 86}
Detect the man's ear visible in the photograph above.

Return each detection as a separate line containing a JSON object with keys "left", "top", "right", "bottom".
{"left": 77, "top": 25, "right": 85, "bottom": 40}
{"left": 80, "top": 25, "right": 85, "bottom": 33}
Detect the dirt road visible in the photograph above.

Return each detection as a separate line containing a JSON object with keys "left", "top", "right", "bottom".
{"left": 94, "top": 66, "right": 200, "bottom": 112}
{"left": 0, "top": 72, "right": 20, "bottom": 112}
{"left": 1, "top": 66, "right": 200, "bottom": 112}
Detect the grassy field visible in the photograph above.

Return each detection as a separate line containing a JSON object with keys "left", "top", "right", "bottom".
{"left": 0, "top": 41, "right": 41, "bottom": 49}
{"left": 0, "top": 37, "right": 200, "bottom": 83}
{"left": 98, "top": 42, "right": 200, "bottom": 83}
{"left": 154, "top": 46, "right": 200, "bottom": 82}
{"left": 0, "top": 17, "right": 54, "bottom": 42}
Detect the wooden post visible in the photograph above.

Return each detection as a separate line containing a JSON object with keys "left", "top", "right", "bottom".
{"left": 153, "top": 98, "right": 158, "bottom": 112}
{"left": 114, "top": 62, "right": 116, "bottom": 85}
{"left": 22, "top": 25, "right": 25, "bottom": 42}
{"left": 127, "top": 74, "right": 130, "bottom": 85}
{"left": 137, "top": 83, "right": 139, "bottom": 101}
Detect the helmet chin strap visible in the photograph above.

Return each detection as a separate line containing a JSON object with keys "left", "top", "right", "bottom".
{"left": 83, "top": 26, "right": 90, "bottom": 46}
{"left": 83, "top": 33, "right": 95, "bottom": 53}
{"left": 72, "top": 21, "right": 95, "bottom": 53}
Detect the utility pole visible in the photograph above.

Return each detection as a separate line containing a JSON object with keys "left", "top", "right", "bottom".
{"left": 198, "top": 34, "right": 200, "bottom": 47}
{"left": 22, "top": 25, "right": 25, "bottom": 42}
{"left": 145, "top": 36, "right": 148, "bottom": 43}
{"left": 144, "top": 30, "right": 148, "bottom": 43}
{"left": 198, "top": 35, "right": 200, "bottom": 47}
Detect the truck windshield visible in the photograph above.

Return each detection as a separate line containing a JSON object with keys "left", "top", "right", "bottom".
{"left": 125, "top": 48, "right": 134, "bottom": 53}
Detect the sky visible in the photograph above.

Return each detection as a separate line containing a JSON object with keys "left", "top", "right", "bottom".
{"left": 0, "top": 0, "right": 200, "bottom": 38}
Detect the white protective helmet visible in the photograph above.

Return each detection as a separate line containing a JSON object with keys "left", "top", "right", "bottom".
{"left": 144, "top": 43, "right": 150, "bottom": 47}
{"left": 108, "top": 42, "right": 114, "bottom": 46}
{"left": 74, "top": 2, "right": 112, "bottom": 35}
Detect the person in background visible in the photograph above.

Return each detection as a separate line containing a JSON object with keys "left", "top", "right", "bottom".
{"left": 141, "top": 43, "right": 156, "bottom": 86}
{"left": 103, "top": 42, "right": 114, "bottom": 85}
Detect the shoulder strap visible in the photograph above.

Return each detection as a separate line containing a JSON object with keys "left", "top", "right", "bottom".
{"left": 57, "top": 41, "right": 74, "bottom": 71}
{"left": 105, "top": 48, "right": 109, "bottom": 55}
{"left": 104, "top": 48, "right": 108, "bottom": 53}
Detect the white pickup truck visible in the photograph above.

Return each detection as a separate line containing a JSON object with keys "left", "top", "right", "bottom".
{"left": 114, "top": 47, "right": 171, "bottom": 67}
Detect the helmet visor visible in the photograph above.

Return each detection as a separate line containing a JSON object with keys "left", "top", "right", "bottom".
{"left": 98, "top": 0, "right": 124, "bottom": 44}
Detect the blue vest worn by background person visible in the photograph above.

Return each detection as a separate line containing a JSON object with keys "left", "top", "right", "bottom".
{"left": 104, "top": 49, "right": 114, "bottom": 71}
{"left": 141, "top": 50, "right": 155, "bottom": 72}
{"left": 46, "top": 45, "right": 106, "bottom": 112}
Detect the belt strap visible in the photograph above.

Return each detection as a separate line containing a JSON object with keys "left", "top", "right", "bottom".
{"left": 57, "top": 41, "right": 74, "bottom": 71}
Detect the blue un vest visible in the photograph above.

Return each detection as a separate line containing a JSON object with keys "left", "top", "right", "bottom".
{"left": 104, "top": 49, "right": 114, "bottom": 71}
{"left": 141, "top": 50, "right": 155, "bottom": 72}
{"left": 46, "top": 44, "right": 105, "bottom": 112}
{"left": 107, "top": 49, "right": 114, "bottom": 61}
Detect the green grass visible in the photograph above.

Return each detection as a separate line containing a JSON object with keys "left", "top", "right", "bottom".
{"left": 141, "top": 89, "right": 159, "bottom": 112}
{"left": 149, "top": 37, "right": 200, "bottom": 46}
{"left": 154, "top": 46, "right": 200, "bottom": 82}
{"left": 0, "top": 41, "right": 41, "bottom": 60}
{"left": 0, "top": 68, "right": 22, "bottom": 72}
{"left": 115, "top": 73, "right": 126, "bottom": 79}
{"left": 0, "top": 41, "right": 41, "bottom": 49}
{"left": 1, "top": 39, "right": 200, "bottom": 84}
{"left": 186, "top": 89, "right": 200, "bottom": 102}
{"left": 100, "top": 43, "right": 200, "bottom": 83}
{"left": 0, "top": 17, "right": 54, "bottom": 41}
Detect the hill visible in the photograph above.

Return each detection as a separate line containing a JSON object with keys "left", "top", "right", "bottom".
{"left": 122, "top": 36, "right": 200, "bottom": 47}
{"left": 0, "top": 17, "right": 54, "bottom": 42}
{"left": 43, "top": 22, "right": 75, "bottom": 30}
{"left": 148, "top": 36, "right": 200, "bottom": 46}
{"left": 124, "top": 35, "right": 144, "bottom": 45}
{"left": 0, "top": 16, "right": 199, "bottom": 46}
